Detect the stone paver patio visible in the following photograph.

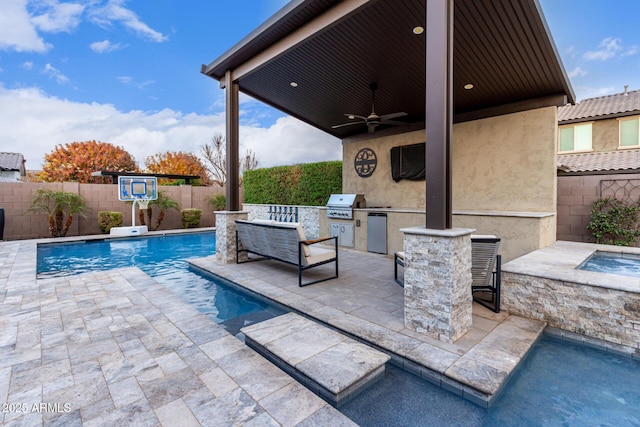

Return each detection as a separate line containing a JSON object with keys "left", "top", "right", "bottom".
{"left": 0, "top": 239, "right": 355, "bottom": 426}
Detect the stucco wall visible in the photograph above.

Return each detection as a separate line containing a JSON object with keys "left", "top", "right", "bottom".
{"left": 340, "top": 107, "right": 558, "bottom": 259}
{"left": 343, "top": 107, "right": 558, "bottom": 213}
{"left": 592, "top": 118, "right": 620, "bottom": 152}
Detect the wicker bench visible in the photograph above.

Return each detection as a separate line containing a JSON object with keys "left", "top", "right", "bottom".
{"left": 235, "top": 219, "right": 338, "bottom": 287}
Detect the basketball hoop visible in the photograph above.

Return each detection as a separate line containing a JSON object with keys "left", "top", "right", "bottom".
{"left": 136, "top": 198, "right": 151, "bottom": 211}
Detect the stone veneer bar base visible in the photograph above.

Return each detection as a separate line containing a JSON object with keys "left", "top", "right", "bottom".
{"left": 241, "top": 313, "right": 390, "bottom": 408}
{"left": 215, "top": 211, "right": 248, "bottom": 264}
{"left": 401, "top": 227, "right": 475, "bottom": 343}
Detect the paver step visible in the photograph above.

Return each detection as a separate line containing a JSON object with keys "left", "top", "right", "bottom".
{"left": 241, "top": 312, "right": 390, "bottom": 407}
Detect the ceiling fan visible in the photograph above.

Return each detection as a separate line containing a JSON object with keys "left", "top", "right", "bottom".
{"left": 332, "top": 83, "right": 407, "bottom": 133}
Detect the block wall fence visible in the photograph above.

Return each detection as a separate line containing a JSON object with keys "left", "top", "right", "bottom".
{"left": 0, "top": 182, "right": 227, "bottom": 241}
{"left": 556, "top": 172, "right": 640, "bottom": 244}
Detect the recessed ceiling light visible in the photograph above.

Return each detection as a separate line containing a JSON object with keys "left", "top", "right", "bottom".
{"left": 413, "top": 26, "right": 424, "bottom": 35}
{"left": 464, "top": 83, "right": 474, "bottom": 90}
{"left": 348, "top": 115, "right": 355, "bottom": 120}
{"left": 290, "top": 82, "right": 298, "bottom": 87}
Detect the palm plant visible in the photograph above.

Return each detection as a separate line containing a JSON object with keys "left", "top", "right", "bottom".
{"left": 26, "top": 190, "right": 90, "bottom": 237}
{"left": 205, "top": 194, "right": 226, "bottom": 226}
{"left": 138, "top": 191, "right": 179, "bottom": 231}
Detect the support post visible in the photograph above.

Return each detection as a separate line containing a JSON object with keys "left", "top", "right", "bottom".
{"left": 425, "top": 0, "right": 453, "bottom": 230}
{"left": 224, "top": 70, "right": 241, "bottom": 211}
{"left": 215, "top": 211, "right": 248, "bottom": 264}
{"left": 401, "top": 226, "right": 475, "bottom": 343}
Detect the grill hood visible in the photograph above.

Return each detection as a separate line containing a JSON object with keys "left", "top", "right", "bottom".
{"left": 326, "top": 194, "right": 366, "bottom": 208}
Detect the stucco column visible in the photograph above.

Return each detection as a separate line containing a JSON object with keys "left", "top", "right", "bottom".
{"left": 401, "top": 226, "right": 475, "bottom": 343}
{"left": 215, "top": 211, "right": 248, "bottom": 264}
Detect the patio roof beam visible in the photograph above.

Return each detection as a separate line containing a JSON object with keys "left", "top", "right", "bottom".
{"left": 220, "top": 0, "right": 372, "bottom": 82}
{"left": 224, "top": 70, "right": 241, "bottom": 211}
{"left": 425, "top": 0, "right": 454, "bottom": 230}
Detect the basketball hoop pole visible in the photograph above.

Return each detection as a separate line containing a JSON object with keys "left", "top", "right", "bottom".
{"left": 132, "top": 200, "right": 138, "bottom": 227}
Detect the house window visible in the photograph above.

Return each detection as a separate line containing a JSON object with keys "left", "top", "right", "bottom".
{"left": 619, "top": 117, "right": 640, "bottom": 148}
{"left": 558, "top": 123, "right": 592, "bottom": 152}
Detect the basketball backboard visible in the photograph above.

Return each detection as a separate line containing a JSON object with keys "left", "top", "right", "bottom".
{"left": 118, "top": 176, "right": 158, "bottom": 201}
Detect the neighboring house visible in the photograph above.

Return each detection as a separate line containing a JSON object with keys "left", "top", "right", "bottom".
{"left": 0, "top": 152, "right": 26, "bottom": 183}
{"left": 557, "top": 87, "right": 640, "bottom": 242}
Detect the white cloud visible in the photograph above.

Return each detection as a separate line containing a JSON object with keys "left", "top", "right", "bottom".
{"left": 89, "top": 0, "right": 168, "bottom": 43}
{"left": 0, "top": 0, "right": 51, "bottom": 52}
{"left": 21, "top": 61, "right": 34, "bottom": 70}
{"left": 116, "top": 75, "right": 155, "bottom": 90}
{"left": 583, "top": 37, "right": 622, "bottom": 61}
{"left": 0, "top": 86, "right": 341, "bottom": 171}
{"left": 31, "top": 1, "right": 85, "bottom": 33}
{"left": 0, "top": 0, "right": 166, "bottom": 54}
{"left": 574, "top": 85, "right": 616, "bottom": 101}
{"left": 568, "top": 67, "right": 587, "bottom": 79}
{"left": 90, "top": 39, "right": 124, "bottom": 53}
{"left": 42, "top": 63, "right": 69, "bottom": 84}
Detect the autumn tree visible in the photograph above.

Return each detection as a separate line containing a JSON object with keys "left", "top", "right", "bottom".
{"left": 200, "top": 133, "right": 258, "bottom": 187}
{"left": 39, "top": 141, "right": 138, "bottom": 183}
{"left": 145, "top": 151, "right": 212, "bottom": 186}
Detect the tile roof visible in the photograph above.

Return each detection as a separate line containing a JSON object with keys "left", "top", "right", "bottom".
{"left": 558, "top": 88, "right": 640, "bottom": 123}
{"left": 0, "top": 176, "right": 22, "bottom": 183}
{"left": 557, "top": 149, "right": 640, "bottom": 173}
{"left": 0, "top": 152, "right": 25, "bottom": 172}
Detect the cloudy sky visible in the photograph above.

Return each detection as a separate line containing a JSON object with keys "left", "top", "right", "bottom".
{"left": 1, "top": 0, "right": 640, "bottom": 171}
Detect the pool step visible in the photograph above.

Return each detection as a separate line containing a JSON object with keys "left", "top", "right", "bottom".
{"left": 241, "top": 312, "right": 390, "bottom": 407}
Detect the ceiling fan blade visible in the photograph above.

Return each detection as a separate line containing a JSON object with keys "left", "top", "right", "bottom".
{"left": 379, "top": 112, "right": 407, "bottom": 121}
{"left": 380, "top": 119, "right": 408, "bottom": 126}
{"left": 332, "top": 121, "right": 365, "bottom": 129}
{"left": 344, "top": 113, "right": 368, "bottom": 121}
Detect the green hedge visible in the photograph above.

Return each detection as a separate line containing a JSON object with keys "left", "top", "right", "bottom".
{"left": 244, "top": 161, "right": 342, "bottom": 206}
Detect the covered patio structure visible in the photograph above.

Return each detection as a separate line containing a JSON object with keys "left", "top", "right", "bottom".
{"left": 202, "top": 0, "right": 574, "bottom": 343}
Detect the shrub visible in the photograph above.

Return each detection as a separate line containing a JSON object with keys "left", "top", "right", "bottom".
{"left": 205, "top": 194, "right": 226, "bottom": 211}
{"left": 98, "top": 211, "right": 123, "bottom": 234}
{"left": 587, "top": 198, "right": 640, "bottom": 246}
{"left": 181, "top": 209, "right": 202, "bottom": 229}
{"left": 244, "top": 161, "right": 342, "bottom": 206}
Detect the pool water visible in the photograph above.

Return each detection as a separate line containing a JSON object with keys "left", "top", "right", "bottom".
{"left": 580, "top": 251, "right": 640, "bottom": 278}
{"left": 342, "top": 334, "right": 640, "bottom": 426}
{"left": 37, "top": 232, "right": 285, "bottom": 334}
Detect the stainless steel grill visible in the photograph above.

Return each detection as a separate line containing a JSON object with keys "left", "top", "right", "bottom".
{"left": 326, "top": 194, "right": 365, "bottom": 219}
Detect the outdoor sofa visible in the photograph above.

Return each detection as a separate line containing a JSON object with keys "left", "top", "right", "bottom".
{"left": 235, "top": 219, "right": 338, "bottom": 287}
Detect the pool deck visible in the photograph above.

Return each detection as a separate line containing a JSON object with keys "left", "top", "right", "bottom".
{"left": 0, "top": 237, "right": 355, "bottom": 426}
{"left": 1, "top": 233, "right": 545, "bottom": 426}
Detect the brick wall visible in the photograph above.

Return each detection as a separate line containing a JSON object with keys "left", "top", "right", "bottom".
{"left": 557, "top": 173, "right": 640, "bottom": 243}
{"left": 0, "top": 182, "right": 226, "bottom": 240}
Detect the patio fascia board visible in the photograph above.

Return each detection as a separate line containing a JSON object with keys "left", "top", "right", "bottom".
{"left": 201, "top": 0, "right": 372, "bottom": 83}
{"left": 454, "top": 94, "right": 568, "bottom": 123}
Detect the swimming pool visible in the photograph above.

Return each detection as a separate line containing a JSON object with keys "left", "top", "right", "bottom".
{"left": 37, "top": 232, "right": 285, "bottom": 334}
{"left": 342, "top": 333, "right": 640, "bottom": 426}
{"left": 36, "top": 234, "right": 640, "bottom": 424}
{"left": 579, "top": 251, "right": 640, "bottom": 279}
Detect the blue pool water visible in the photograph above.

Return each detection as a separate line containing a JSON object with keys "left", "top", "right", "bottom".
{"left": 580, "top": 251, "right": 640, "bottom": 279}
{"left": 37, "top": 232, "right": 285, "bottom": 332}
{"left": 342, "top": 334, "right": 640, "bottom": 426}
{"left": 37, "top": 234, "right": 640, "bottom": 425}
